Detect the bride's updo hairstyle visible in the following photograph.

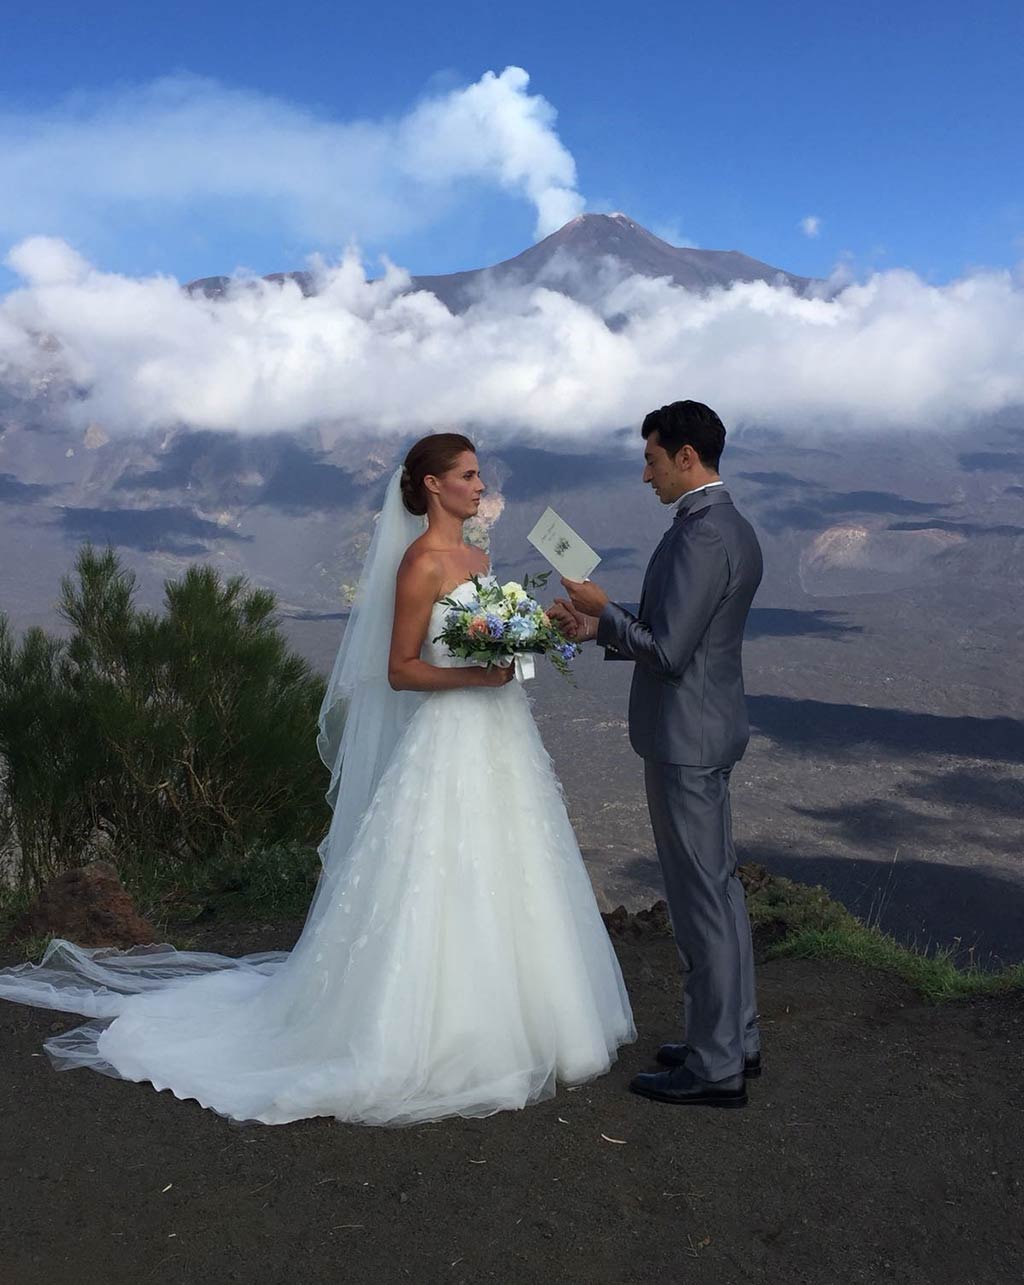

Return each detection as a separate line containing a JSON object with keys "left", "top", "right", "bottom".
{"left": 400, "top": 432, "right": 476, "bottom": 516}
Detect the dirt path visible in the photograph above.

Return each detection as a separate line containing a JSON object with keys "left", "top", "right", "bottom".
{"left": 1, "top": 924, "right": 1021, "bottom": 1284}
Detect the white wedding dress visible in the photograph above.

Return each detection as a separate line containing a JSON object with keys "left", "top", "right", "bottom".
{"left": 0, "top": 564, "right": 635, "bottom": 1126}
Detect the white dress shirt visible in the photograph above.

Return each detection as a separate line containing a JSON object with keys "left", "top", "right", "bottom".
{"left": 675, "top": 479, "right": 725, "bottom": 514}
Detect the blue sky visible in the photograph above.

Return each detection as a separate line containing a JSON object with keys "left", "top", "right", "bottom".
{"left": 2, "top": 0, "right": 1022, "bottom": 288}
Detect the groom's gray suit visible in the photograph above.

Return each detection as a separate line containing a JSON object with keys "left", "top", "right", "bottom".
{"left": 596, "top": 483, "right": 763, "bottom": 1081}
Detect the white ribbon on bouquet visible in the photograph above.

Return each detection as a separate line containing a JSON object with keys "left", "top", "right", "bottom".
{"left": 497, "top": 653, "right": 536, "bottom": 682}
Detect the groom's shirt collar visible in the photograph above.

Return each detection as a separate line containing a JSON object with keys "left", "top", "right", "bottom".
{"left": 675, "top": 479, "right": 725, "bottom": 515}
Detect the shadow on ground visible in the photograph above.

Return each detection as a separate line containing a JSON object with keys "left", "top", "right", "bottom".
{"left": 748, "top": 695, "right": 1024, "bottom": 764}
{"left": 745, "top": 608, "right": 862, "bottom": 639}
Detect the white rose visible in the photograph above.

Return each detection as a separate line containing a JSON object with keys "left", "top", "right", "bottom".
{"left": 501, "top": 581, "right": 528, "bottom": 605}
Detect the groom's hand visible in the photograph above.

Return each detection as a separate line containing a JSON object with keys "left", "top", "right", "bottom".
{"left": 560, "top": 577, "right": 610, "bottom": 619}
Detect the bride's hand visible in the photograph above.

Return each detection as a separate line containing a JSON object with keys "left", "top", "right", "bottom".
{"left": 476, "top": 660, "right": 517, "bottom": 688}
{"left": 547, "top": 598, "right": 579, "bottom": 637}
{"left": 550, "top": 597, "right": 598, "bottom": 641}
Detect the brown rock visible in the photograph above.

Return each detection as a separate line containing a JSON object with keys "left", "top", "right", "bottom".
{"left": 12, "top": 860, "right": 157, "bottom": 947}
{"left": 601, "top": 905, "right": 631, "bottom": 936}
{"left": 633, "top": 899, "right": 672, "bottom": 936}
{"left": 602, "top": 899, "right": 673, "bottom": 938}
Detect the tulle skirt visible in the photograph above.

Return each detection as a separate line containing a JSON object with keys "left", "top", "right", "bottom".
{"left": 0, "top": 681, "right": 635, "bottom": 1125}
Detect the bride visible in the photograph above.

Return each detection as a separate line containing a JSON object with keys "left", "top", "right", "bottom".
{"left": 0, "top": 432, "right": 635, "bottom": 1126}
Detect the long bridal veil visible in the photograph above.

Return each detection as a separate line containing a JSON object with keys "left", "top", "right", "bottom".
{"left": 314, "top": 467, "right": 425, "bottom": 872}
{"left": 0, "top": 467, "right": 426, "bottom": 1059}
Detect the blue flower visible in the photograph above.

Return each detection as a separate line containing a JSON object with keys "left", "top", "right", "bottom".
{"left": 558, "top": 642, "right": 579, "bottom": 661}
{"left": 507, "top": 615, "right": 536, "bottom": 641}
{"left": 485, "top": 613, "right": 505, "bottom": 638}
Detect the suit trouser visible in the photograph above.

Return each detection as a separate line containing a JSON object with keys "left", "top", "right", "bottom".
{"left": 643, "top": 760, "right": 760, "bottom": 1081}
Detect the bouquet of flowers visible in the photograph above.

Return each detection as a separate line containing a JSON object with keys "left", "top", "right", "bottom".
{"left": 434, "top": 572, "right": 581, "bottom": 678}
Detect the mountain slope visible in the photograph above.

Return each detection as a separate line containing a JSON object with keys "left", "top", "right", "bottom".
{"left": 187, "top": 213, "right": 812, "bottom": 311}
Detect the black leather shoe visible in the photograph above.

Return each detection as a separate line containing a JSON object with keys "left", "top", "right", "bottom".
{"left": 629, "top": 1066, "right": 747, "bottom": 1108}
{"left": 656, "top": 1043, "right": 762, "bottom": 1078}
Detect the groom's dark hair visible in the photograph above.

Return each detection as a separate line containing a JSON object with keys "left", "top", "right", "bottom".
{"left": 642, "top": 401, "right": 726, "bottom": 468}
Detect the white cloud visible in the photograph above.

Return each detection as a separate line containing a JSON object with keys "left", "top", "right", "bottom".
{"left": 3, "top": 239, "right": 1023, "bottom": 438}
{"left": 400, "top": 67, "right": 582, "bottom": 237}
{"left": 801, "top": 215, "right": 822, "bottom": 239}
{"left": 0, "top": 68, "right": 581, "bottom": 252}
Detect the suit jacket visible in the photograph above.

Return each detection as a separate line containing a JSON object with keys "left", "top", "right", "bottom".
{"left": 596, "top": 485, "right": 763, "bottom": 766}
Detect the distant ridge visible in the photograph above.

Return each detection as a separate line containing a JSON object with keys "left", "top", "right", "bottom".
{"left": 186, "top": 213, "right": 812, "bottom": 312}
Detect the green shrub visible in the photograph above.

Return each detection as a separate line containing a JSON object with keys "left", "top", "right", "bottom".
{"left": 0, "top": 546, "right": 329, "bottom": 894}
{"left": 147, "top": 842, "right": 323, "bottom": 923}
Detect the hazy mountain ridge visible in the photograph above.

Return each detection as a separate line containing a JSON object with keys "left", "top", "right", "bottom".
{"left": 186, "top": 213, "right": 813, "bottom": 310}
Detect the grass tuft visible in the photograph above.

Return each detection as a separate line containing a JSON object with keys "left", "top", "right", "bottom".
{"left": 12, "top": 932, "right": 55, "bottom": 964}
{"left": 739, "top": 862, "right": 1024, "bottom": 1002}
{"left": 767, "top": 924, "right": 1024, "bottom": 1004}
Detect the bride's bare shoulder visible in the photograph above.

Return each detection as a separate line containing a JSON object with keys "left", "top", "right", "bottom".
{"left": 465, "top": 546, "right": 490, "bottom": 577}
{"left": 397, "top": 541, "right": 444, "bottom": 592}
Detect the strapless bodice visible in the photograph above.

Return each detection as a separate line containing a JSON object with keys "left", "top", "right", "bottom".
{"left": 421, "top": 575, "right": 496, "bottom": 669}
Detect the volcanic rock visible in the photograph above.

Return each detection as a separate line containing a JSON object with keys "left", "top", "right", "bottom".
{"left": 12, "top": 861, "right": 157, "bottom": 948}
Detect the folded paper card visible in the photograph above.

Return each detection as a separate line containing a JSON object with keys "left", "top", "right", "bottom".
{"left": 527, "top": 507, "right": 602, "bottom": 582}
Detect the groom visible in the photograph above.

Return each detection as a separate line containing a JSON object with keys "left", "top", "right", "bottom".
{"left": 554, "top": 400, "right": 763, "bottom": 1109}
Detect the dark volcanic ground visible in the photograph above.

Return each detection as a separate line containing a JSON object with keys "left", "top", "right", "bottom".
{"left": 1, "top": 922, "right": 1022, "bottom": 1285}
